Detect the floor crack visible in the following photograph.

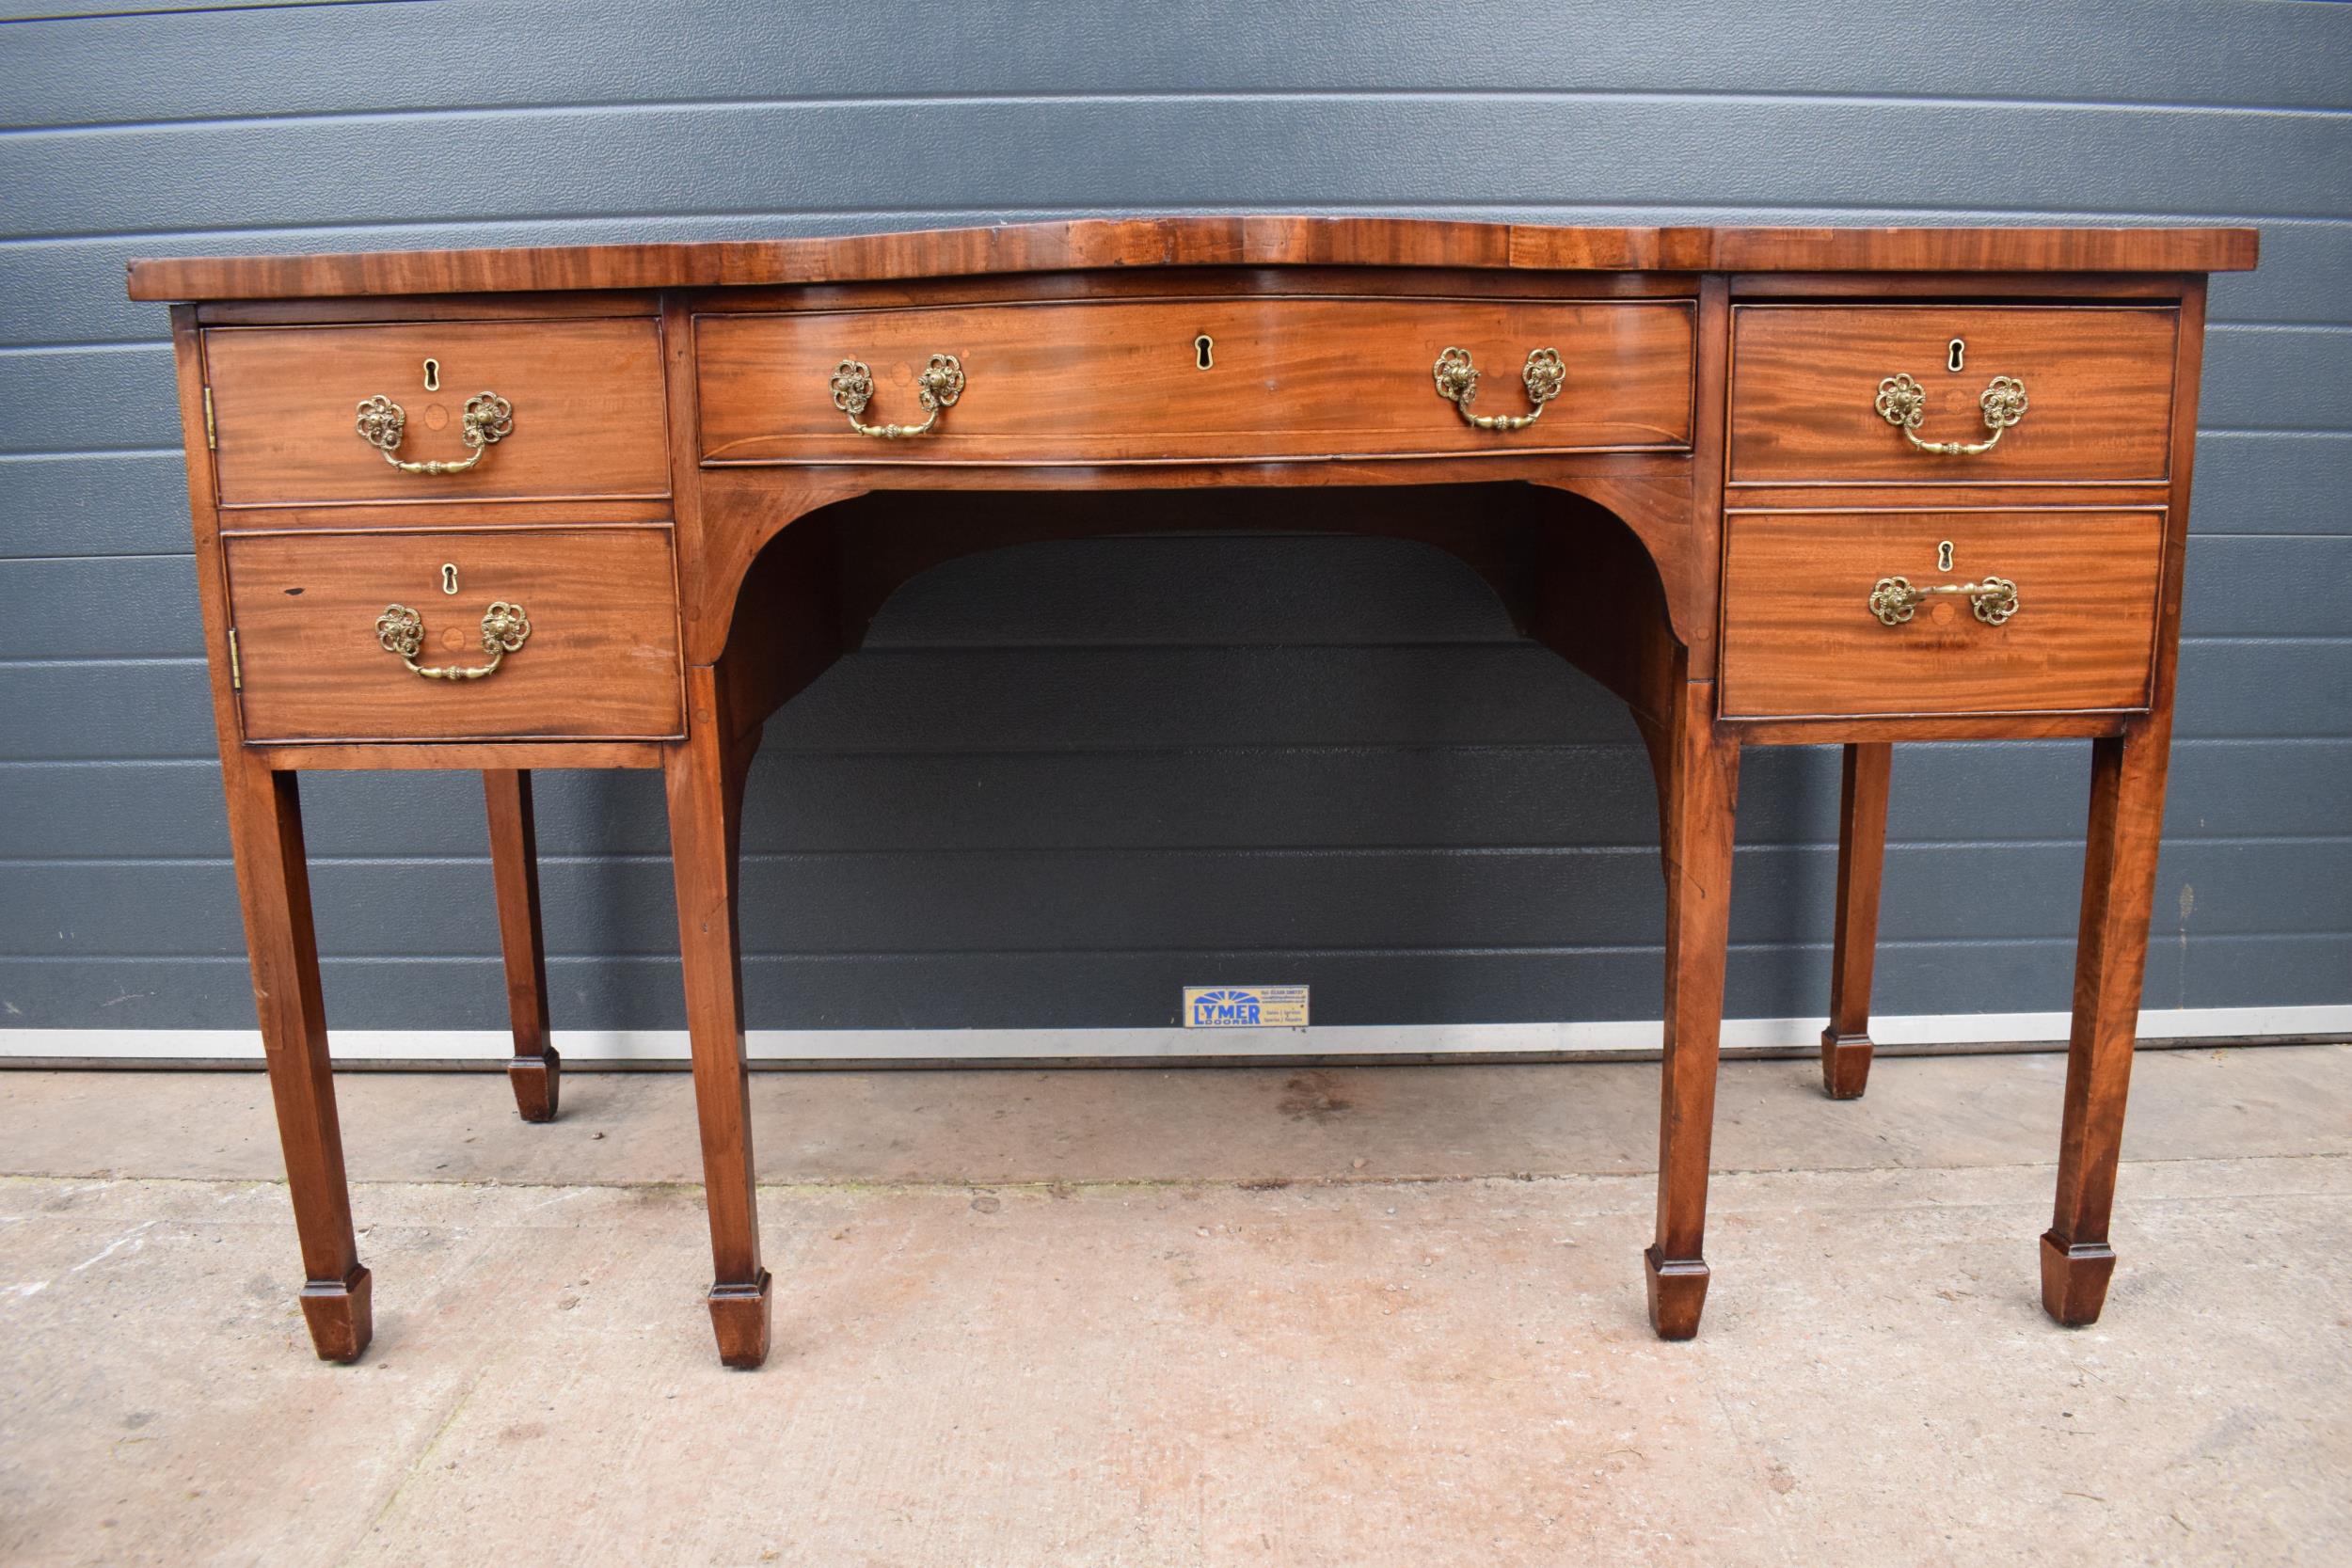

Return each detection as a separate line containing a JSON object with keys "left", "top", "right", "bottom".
{"left": 336, "top": 1368, "right": 485, "bottom": 1566}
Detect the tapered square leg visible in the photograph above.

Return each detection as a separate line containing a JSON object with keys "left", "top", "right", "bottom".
{"left": 1645, "top": 680, "right": 1740, "bottom": 1340}
{"left": 223, "top": 765, "right": 372, "bottom": 1364}
{"left": 2042, "top": 724, "right": 2169, "bottom": 1329}
{"left": 667, "top": 679, "right": 771, "bottom": 1369}
{"left": 1820, "top": 742, "right": 1891, "bottom": 1101}
{"left": 485, "top": 769, "right": 560, "bottom": 1123}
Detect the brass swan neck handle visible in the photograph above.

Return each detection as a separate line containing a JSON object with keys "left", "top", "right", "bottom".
{"left": 1867, "top": 575, "right": 2020, "bottom": 627}
{"left": 1874, "top": 372, "right": 2027, "bottom": 456}
{"left": 1433, "top": 346, "right": 1565, "bottom": 431}
{"left": 355, "top": 391, "right": 514, "bottom": 474}
{"left": 374, "top": 601, "right": 532, "bottom": 680}
{"left": 829, "top": 354, "right": 965, "bottom": 438}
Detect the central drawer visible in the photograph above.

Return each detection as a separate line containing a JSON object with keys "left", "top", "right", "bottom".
{"left": 225, "top": 527, "right": 684, "bottom": 743}
{"left": 695, "top": 296, "right": 1695, "bottom": 465}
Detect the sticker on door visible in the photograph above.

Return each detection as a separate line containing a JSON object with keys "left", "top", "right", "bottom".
{"left": 1183, "top": 986, "right": 1310, "bottom": 1028}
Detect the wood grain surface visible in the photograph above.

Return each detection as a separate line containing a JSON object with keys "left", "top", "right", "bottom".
{"left": 1727, "top": 305, "right": 2179, "bottom": 484}
{"left": 203, "top": 318, "right": 670, "bottom": 506}
{"left": 1719, "top": 509, "right": 2164, "bottom": 719}
{"left": 695, "top": 297, "right": 1694, "bottom": 466}
{"left": 225, "top": 527, "right": 684, "bottom": 742}
{"left": 125, "top": 217, "right": 2258, "bottom": 301}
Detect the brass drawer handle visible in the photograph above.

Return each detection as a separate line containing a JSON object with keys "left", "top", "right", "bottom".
{"left": 1874, "top": 372, "right": 2027, "bottom": 456}
{"left": 355, "top": 391, "right": 514, "bottom": 475}
{"left": 1434, "top": 346, "right": 1565, "bottom": 431}
{"left": 374, "top": 600, "right": 532, "bottom": 679}
{"left": 1868, "top": 575, "right": 2019, "bottom": 627}
{"left": 829, "top": 354, "right": 964, "bottom": 438}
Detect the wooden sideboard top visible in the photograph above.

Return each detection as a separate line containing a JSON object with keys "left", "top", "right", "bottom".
{"left": 125, "top": 216, "right": 2259, "bottom": 302}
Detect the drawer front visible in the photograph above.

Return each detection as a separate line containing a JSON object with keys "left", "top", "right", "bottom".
{"left": 226, "top": 528, "right": 684, "bottom": 742}
{"left": 1719, "top": 510, "right": 2164, "bottom": 719}
{"left": 204, "top": 319, "right": 670, "bottom": 507}
{"left": 696, "top": 297, "right": 1694, "bottom": 465}
{"left": 1728, "top": 306, "right": 2177, "bottom": 484}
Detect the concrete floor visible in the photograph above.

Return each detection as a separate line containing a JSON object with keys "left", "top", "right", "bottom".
{"left": 1, "top": 1047, "right": 2347, "bottom": 1567}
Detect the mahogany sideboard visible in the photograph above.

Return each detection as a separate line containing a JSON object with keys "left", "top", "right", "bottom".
{"left": 128, "top": 218, "right": 2258, "bottom": 1369}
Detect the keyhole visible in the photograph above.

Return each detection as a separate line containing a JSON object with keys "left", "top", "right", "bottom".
{"left": 1194, "top": 334, "right": 1214, "bottom": 370}
{"left": 441, "top": 562, "right": 459, "bottom": 595}
{"left": 1947, "top": 339, "right": 1965, "bottom": 374}
{"left": 422, "top": 357, "right": 440, "bottom": 392}
{"left": 1936, "top": 540, "right": 1955, "bottom": 572}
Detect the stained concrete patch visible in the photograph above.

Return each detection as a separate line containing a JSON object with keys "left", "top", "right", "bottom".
{"left": 1, "top": 1051, "right": 2348, "bottom": 1565}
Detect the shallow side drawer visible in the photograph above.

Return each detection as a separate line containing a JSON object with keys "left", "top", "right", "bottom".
{"left": 1728, "top": 306, "right": 2177, "bottom": 484}
{"left": 227, "top": 527, "right": 684, "bottom": 742}
{"left": 1719, "top": 509, "right": 2164, "bottom": 719}
{"left": 205, "top": 318, "right": 670, "bottom": 507}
